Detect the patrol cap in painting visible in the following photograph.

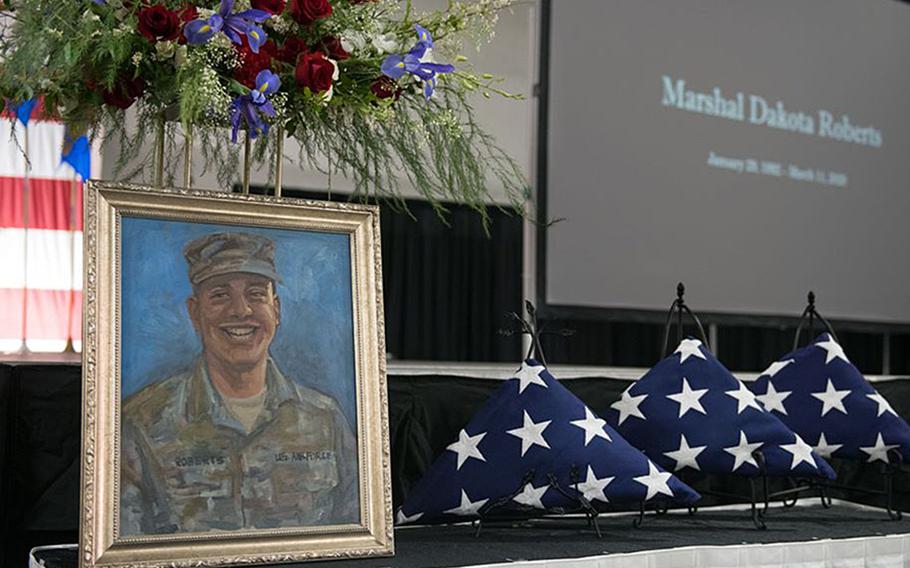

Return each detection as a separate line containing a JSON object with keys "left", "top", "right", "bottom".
{"left": 184, "top": 232, "right": 282, "bottom": 285}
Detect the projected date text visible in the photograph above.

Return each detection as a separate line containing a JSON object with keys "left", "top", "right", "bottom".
{"left": 706, "top": 151, "right": 848, "bottom": 188}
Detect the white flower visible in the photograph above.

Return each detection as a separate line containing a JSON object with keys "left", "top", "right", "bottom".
{"left": 211, "top": 34, "right": 232, "bottom": 49}
{"left": 131, "top": 52, "right": 143, "bottom": 66}
{"left": 155, "top": 41, "right": 177, "bottom": 61}
{"left": 266, "top": 14, "right": 291, "bottom": 34}
{"left": 322, "top": 58, "right": 340, "bottom": 102}
{"left": 340, "top": 30, "right": 366, "bottom": 54}
{"left": 175, "top": 45, "right": 188, "bottom": 67}
{"left": 371, "top": 33, "right": 398, "bottom": 54}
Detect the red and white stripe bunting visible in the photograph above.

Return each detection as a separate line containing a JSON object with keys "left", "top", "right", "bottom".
{"left": 1, "top": 110, "right": 84, "bottom": 353}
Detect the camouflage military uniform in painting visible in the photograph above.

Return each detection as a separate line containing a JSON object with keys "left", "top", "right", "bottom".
{"left": 120, "top": 357, "right": 359, "bottom": 535}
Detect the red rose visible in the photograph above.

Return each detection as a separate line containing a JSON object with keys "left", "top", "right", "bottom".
{"left": 137, "top": 4, "right": 181, "bottom": 43}
{"left": 288, "top": 0, "right": 331, "bottom": 25}
{"left": 370, "top": 76, "right": 401, "bottom": 100}
{"left": 176, "top": 3, "right": 198, "bottom": 44}
{"left": 251, "top": 0, "right": 285, "bottom": 14}
{"left": 277, "top": 37, "right": 308, "bottom": 64}
{"left": 177, "top": 3, "right": 197, "bottom": 22}
{"left": 101, "top": 76, "right": 146, "bottom": 109}
{"left": 234, "top": 37, "right": 276, "bottom": 88}
{"left": 317, "top": 35, "right": 348, "bottom": 61}
{"left": 295, "top": 50, "right": 336, "bottom": 93}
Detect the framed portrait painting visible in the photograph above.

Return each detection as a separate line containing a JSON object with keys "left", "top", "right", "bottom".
{"left": 80, "top": 182, "right": 392, "bottom": 568}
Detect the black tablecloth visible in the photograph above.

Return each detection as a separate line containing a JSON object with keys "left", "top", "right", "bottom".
{"left": 27, "top": 505, "right": 910, "bottom": 568}
{"left": 4, "top": 364, "right": 910, "bottom": 568}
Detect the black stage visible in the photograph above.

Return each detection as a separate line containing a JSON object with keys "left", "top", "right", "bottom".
{"left": 27, "top": 505, "right": 910, "bottom": 568}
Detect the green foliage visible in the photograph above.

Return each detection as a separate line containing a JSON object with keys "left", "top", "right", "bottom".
{"left": 0, "top": 0, "right": 529, "bottom": 224}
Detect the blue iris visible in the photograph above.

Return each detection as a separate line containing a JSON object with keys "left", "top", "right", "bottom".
{"left": 184, "top": 0, "right": 270, "bottom": 53}
{"left": 245, "top": 24, "right": 268, "bottom": 53}
{"left": 414, "top": 24, "right": 433, "bottom": 47}
{"left": 380, "top": 24, "right": 454, "bottom": 100}
{"left": 229, "top": 70, "right": 280, "bottom": 143}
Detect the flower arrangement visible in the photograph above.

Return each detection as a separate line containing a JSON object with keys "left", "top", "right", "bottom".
{"left": 0, "top": 0, "right": 527, "bottom": 218}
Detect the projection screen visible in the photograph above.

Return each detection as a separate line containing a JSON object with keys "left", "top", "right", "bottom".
{"left": 543, "top": 0, "right": 910, "bottom": 323}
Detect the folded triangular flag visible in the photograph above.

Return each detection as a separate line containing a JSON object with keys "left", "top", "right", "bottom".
{"left": 396, "top": 360, "right": 700, "bottom": 525}
{"left": 607, "top": 339, "right": 835, "bottom": 480}
{"left": 750, "top": 333, "right": 910, "bottom": 465}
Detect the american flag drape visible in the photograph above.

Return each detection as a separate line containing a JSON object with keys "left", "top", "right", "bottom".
{"left": 0, "top": 102, "right": 86, "bottom": 353}
{"left": 397, "top": 361, "right": 699, "bottom": 525}
{"left": 607, "top": 339, "right": 835, "bottom": 480}
{"left": 751, "top": 333, "right": 910, "bottom": 465}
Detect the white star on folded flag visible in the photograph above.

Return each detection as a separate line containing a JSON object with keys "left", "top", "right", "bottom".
{"left": 859, "top": 433, "right": 899, "bottom": 464}
{"left": 810, "top": 379, "right": 851, "bottom": 416}
{"left": 507, "top": 410, "right": 552, "bottom": 456}
{"left": 723, "top": 431, "right": 763, "bottom": 472}
{"left": 513, "top": 483, "right": 550, "bottom": 509}
{"left": 611, "top": 390, "right": 648, "bottom": 425}
{"left": 675, "top": 338, "right": 708, "bottom": 363}
{"left": 446, "top": 429, "right": 487, "bottom": 470}
{"left": 663, "top": 433, "right": 707, "bottom": 471}
{"left": 570, "top": 407, "right": 612, "bottom": 445}
{"left": 816, "top": 336, "right": 850, "bottom": 365}
{"left": 760, "top": 359, "right": 795, "bottom": 378}
{"left": 633, "top": 461, "right": 674, "bottom": 500}
{"left": 513, "top": 361, "right": 548, "bottom": 394}
{"left": 444, "top": 489, "right": 489, "bottom": 517}
{"left": 396, "top": 509, "right": 424, "bottom": 525}
{"left": 756, "top": 382, "right": 791, "bottom": 415}
{"left": 725, "top": 381, "right": 762, "bottom": 414}
{"left": 780, "top": 435, "right": 816, "bottom": 469}
{"left": 867, "top": 393, "right": 897, "bottom": 417}
{"left": 666, "top": 377, "right": 708, "bottom": 418}
{"left": 813, "top": 432, "right": 843, "bottom": 459}
{"left": 576, "top": 465, "right": 614, "bottom": 503}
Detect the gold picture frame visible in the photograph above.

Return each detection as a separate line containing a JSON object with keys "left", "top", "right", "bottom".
{"left": 80, "top": 182, "right": 392, "bottom": 568}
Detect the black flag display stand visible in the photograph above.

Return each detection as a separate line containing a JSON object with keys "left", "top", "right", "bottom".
{"left": 500, "top": 300, "right": 576, "bottom": 367}
{"left": 661, "top": 282, "right": 711, "bottom": 360}
{"left": 480, "top": 301, "right": 696, "bottom": 536}
{"left": 771, "top": 292, "right": 904, "bottom": 521}
{"left": 657, "top": 283, "right": 772, "bottom": 529}
{"left": 479, "top": 303, "right": 610, "bottom": 536}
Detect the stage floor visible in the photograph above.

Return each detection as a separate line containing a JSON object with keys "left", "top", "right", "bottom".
{"left": 30, "top": 503, "right": 910, "bottom": 568}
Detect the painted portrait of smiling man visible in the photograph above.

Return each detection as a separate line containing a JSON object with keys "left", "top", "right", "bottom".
{"left": 118, "top": 220, "right": 360, "bottom": 536}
